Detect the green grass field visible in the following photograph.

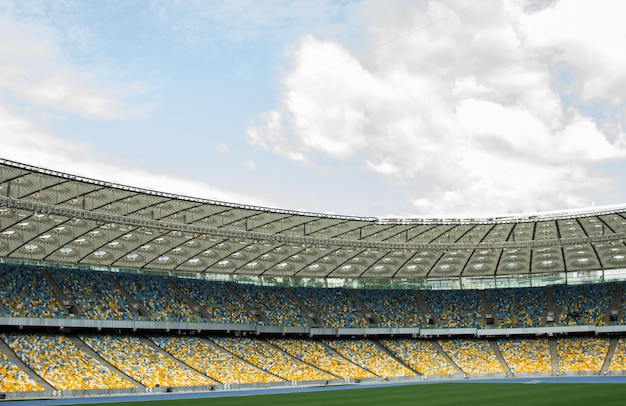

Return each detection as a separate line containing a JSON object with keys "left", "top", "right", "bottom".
{"left": 74, "top": 383, "right": 626, "bottom": 406}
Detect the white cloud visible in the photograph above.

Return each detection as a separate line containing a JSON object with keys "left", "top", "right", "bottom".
{"left": 217, "top": 143, "right": 230, "bottom": 152}
{"left": 517, "top": 0, "right": 626, "bottom": 104}
{"left": 0, "top": 106, "right": 276, "bottom": 208}
{"left": 0, "top": 15, "right": 153, "bottom": 119}
{"left": 0, "top": 106, "right": 93, "bottom": 167}
{"left": 247, "top": 0, "right": 626, "bottom": 216}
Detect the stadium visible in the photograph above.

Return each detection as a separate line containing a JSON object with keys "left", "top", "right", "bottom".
{"left": 1, "top": 158, "right": 626, "bottom": 403}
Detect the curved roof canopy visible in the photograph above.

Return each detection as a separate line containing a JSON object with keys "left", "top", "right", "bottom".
{"left": 1, "top": 159, "right": 625, "bottom": 280}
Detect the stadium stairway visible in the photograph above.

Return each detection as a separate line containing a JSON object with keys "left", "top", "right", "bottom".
{"left": 139, "top": 336, "right": 207, "bottom": 382}
{"left": 412, "top": 290, "right": 435, "bottom": 326}
{"left": 167, "top": 279, "right": 211, "bottom": 320}
{"left": 223, "top": 284, "right": 269, "bottom": 325}
{"left": 139, "top": 336, "right": 215, "bottom": 384}
{"left": 320, "top": 340, "right": 376, "bottom": 378}
{"left": 40, "top": 268, "right": 83, "bottom": 317}
{"left": 264, "top": 338, "right": 339, "bottom": 380}
{"left": 601, "top": 337, "right": 620, "bottom": 374}
{"left": 349, "top": 290, "right": 381, "bottom": 327}
{"left": 607, "top": 284, "right": 623, "bottom": 324}
{"left": 199, "top": 335, "right": 283, "bottom": 384}
{"left": 548, "top": 337, "right": 560, "bottom": 374}
{"left": 374, "top": 339, "right": 421, "bottom": 376}
{"left": 0, "top": 337, "right": 53, "bottom": 391}
{"left": 70, "top": 335, "right": 143, "bottom": 389}
{"left": 285, "top": 288, "right": 322, "bottom": 327}
{"left": 208, "top": 339, "right": 334, "bottom": 381}
{"left": 545, "top": 286, "right": 556, "bottom": 324}
{"left": 478, "top": 291, "right": 496, "bottom": 327}
{"left": 106, "top": 274, "right": 150, "bottom": 318}
{"left": 207, "top": 337, "right": 286, "bottom": 382}
{"left": 430, "top": 341, "right": 464, "bottom": 375}
{"left": 488, "top": 340, "right": 513, "bottom": 377}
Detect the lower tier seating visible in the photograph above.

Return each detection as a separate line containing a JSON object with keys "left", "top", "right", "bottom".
{"left": 497, "top": 338, "right": 552, "bottom": 374}
{"left": 210, "top": 336, "right": 336, "bottom": 382}
{"left": 379, "top": 338, "right": 457, "bottom": 376}
{"left": 149, "top": 335, "right": 281, "bottom": 384}
{"left": 556, "top": 336, "right": 609, "bottom": 373}
{"left": 0, "top": 333, "right": 624, "bottom": 394}
{"left": 609, "top": 337, "right": 626, "bottom": 372}
{"left": 438, "top": 339, "right": 504, "bottom": 375}
{"left": 0, "top": 349, "right": 42, "bottom": 392}
{"left": 268, "top": 337, "right": 375, "bottom": 379}
{"left": 2, "top": 333, "right": 133, "bottom": 391}
{"left": 323, "top": 339, "right": 416, "bottom": 378}
{"left": 80, "top": 334, "right": 215, "bottom": 388}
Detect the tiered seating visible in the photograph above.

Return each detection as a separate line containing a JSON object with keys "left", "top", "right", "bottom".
{"left": 210, "top": 336, "right": 335, "bottom": 382}
{"left": 421, "top": 289, "right": 482, "bottom": 328}
{"left": 379, "top": 338, "right": 457, "bottom": 376}
{"left": 2, "top": 333, "right": 133, "bottom": 391}
{"left": 0, "top": 264, "right": 64, "bottom": 318}
{"left": 608, "top": 337, "right": 626, "bottom": 372}
{"left": 486, "top": 287, "right": 546, "bottom": 328}
{"left": 293, "top": 287, "right": 367, "bottom": 327}
{"left": 620, "top": 284, "right": 626, "bottom": 325}
{"left": 497, "top": 338, "right": 551, "bottom": 374}
{"left": 553, "top": 284, "right": 614, "bottom": 326}
{"left": 357, "top": 289, "right": 422, "bottom": 327}
{"left": 229, "top": 284, "right": 309, "bottom": 326}
{"left": 48, "top": 267, "right": 132, "bottom": 320}
{"left": 438, "top": 339, "right": 504, "bottom": 375}
{"left": 2, "top": 261, "right": 625, "bottom": 392}
{"left": 115, "top": 273, "right": 198, "bottom": 322}
{"left": 150, "top": 335, "right": 281, "bottom": 384}
{"left": 174, "top": 279, "right": 254, "bottom": 324}
{"left": 0, "top": 349, "right": 42, "bottom": 392}
{"left": 556, "top": 336, "right": 609, "bottom": 373}
{"left": 268, "top": 338, "right": 375, "bottom": 379}
{"left": 323, "top": 339, "right": 415, "bottom": 379}
{"left": 81, "top": 334, "right": 214, "bottom": 388}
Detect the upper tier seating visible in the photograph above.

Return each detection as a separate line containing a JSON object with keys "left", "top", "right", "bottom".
{"left": 293, "top": 287, "right": 367, "bottom": 328}
{"left": 229, "top": 284, "right": 309, "bottom": 326}
{"left": 357, "top": 289, "right": 422, "bottom": 328}
{"left": 0, "top": 263, "right": 620, "bottom": 331}
{"left": 0, "top": 264, "right": 63, "bottom": 318}
{"left": 114, "top": 273, "right": 199, "bottom": 322}
{"left": 173, "top": 279, "right": 254, "bottom": 324}
{"left": 486, "top": 287, "right": 547, "bottom": 328}
{"left": 48, "top": 267, "right": 132, "bottom": 320}
{"left": 421, "top": 290, "right": 482, "bottom": 328}
{"left": 553, "top": 284, "right": 615, "bottom": 326}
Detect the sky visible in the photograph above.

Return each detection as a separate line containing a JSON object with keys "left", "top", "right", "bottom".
{"left": 1, "top": 0, "right": 625, "bottom": 219}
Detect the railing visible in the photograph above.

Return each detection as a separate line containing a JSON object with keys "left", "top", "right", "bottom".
{"left": 2, "top": 316, "right": 625, "bottom": 337}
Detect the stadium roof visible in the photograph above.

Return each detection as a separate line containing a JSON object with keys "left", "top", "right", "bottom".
{"left": 1, "top": 158, "right": 625, "bottom": 280}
